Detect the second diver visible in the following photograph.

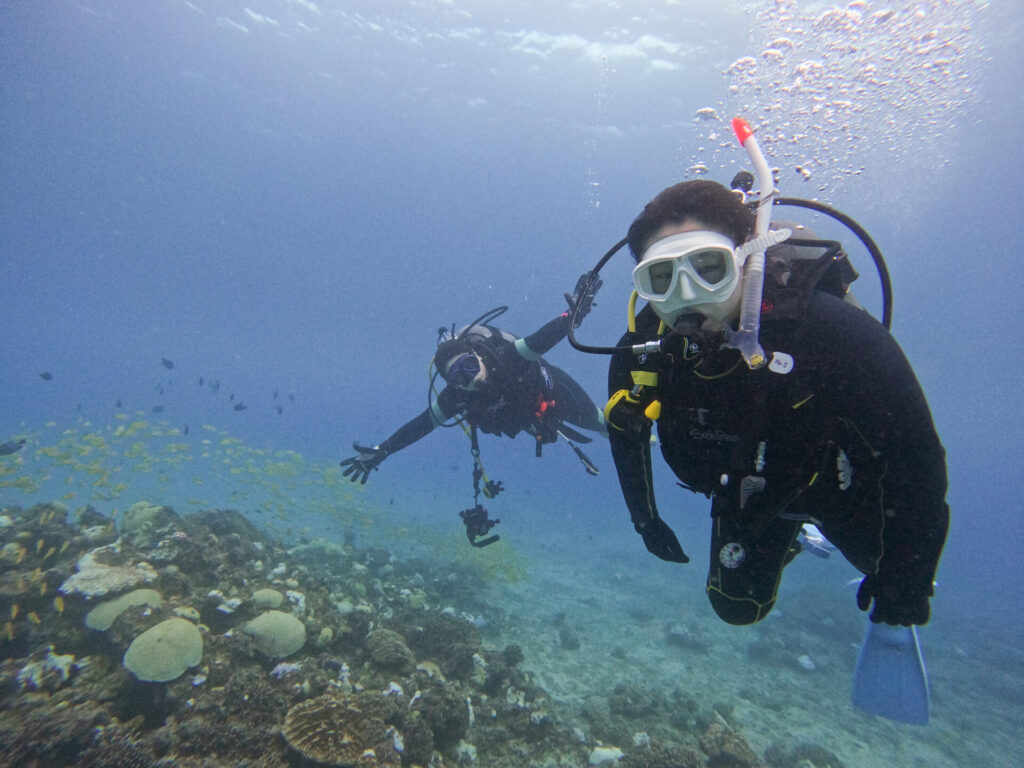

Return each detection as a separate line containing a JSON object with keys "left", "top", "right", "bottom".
{"left": 340, "top": 273, "right": 607, "bottom": 485}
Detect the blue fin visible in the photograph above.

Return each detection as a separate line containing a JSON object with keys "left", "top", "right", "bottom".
{"left": 851, "top": 622, "right": 930, "bottom": 725}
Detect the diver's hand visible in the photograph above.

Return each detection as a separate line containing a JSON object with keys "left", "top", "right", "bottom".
{"left": 634, "top": 518, "right": 689, "bottom": 564}
{"left": 605, "top": 389, "right": 652, "bottom": 437}
{"left": 564, "top": 271, "right": 603, "bottom": 328}
{"left": 856, "top": 573, "right": 931, "bottom": 626}
{"left": 339, "top": 442, "right": 387, "bottom": 484}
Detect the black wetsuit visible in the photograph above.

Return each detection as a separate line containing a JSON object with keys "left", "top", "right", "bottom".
{"left": 377, "top": 314, "right": 604, "bottom": 458}
{"left": 608, "top": 262, "right": 949, "bottom": 625}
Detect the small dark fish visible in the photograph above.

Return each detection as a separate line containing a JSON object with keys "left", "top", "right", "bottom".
{"left": 229, "top": 393, "right": 235, "bottom": 401}
{"left": 0, "top": 439, "right": 26, "bottom": 456}
{"left": 151, "top": 405, "right": 165, "bottom": 413}
{"left": 199, "top": 377, "right": 204, "bottom": 386}
{"left": 233, "top": 403, "right": 247, "bottom": 411}
{"left": 39, "top": 372, "right": 53, "bottom": 381}
{"left": 157, "top": 385, "right": 164, "bottom": 395}
{"left": 288, "top": 393, "right": 295, "bottom": 402}
{"left": 276, "top": 406, "right": 283, "bottom": 415}
{"left": 115, "top": 398, "right": 122, "bottom": 408}
{"left": 183, "top": 424, "right": 190, "bottom": 435}
{"left": 273, "top": 389, "right": 279, "bottom": 400}
{"left": 161, "top": 357, "right": 174, "bottom": 369}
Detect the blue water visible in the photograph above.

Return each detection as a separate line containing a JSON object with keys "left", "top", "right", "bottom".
{"left": 2, "top": 0, "right": 1022, "bottom": 762}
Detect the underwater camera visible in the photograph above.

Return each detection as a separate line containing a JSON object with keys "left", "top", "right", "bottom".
{"left": 459, "top": 504, "right": 500, "bottom": 548}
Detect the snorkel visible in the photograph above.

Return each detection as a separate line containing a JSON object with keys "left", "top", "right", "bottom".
{"left": 726, "top": 117, "right": 774, "bottom": 369}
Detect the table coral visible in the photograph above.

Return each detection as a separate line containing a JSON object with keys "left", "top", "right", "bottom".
{"left": 58, "top": 544, "right": 157, "bottom": 599}
{"left": 282, "top": 694, "right": 398, "bottom": 767}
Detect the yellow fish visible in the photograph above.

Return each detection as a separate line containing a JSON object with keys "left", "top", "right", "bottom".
{"left": 54, "top": 596, "right": 65, "bottom": 614}
{"left": 43, "top": 546, "right": 56, "bottom": 562}
{"left": 3, "top": 622, "right": 12, "bottom": 641}
{"left": 35, "top": 538, "right": 44, "bottom": 554}
{"left": 39, "top": 581, "right": 47, "bottom": 596}
{"left": 59, "top": 540, "right": 70, "bottom": 554}
{"left": 10, "top": 604, "right": 18, "bottom": 620}
{"left": 27, "top": 612, "right": 41, "bottom": 625}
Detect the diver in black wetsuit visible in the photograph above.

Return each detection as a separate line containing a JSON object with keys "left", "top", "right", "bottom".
{"left": 604, "top": 180, "right": 949, "bottom": 627}
{"left": 340, "top": 273, "right": 606, "bottom": 484}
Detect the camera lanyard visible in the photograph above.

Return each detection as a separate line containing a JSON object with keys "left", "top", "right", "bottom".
{"left": 469, "top": 424, "right": 503, "bottom": 503}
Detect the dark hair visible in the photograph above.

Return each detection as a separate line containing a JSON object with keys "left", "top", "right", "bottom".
{"left": 627, "top": 180, "right": 755, "bottom": 261}
{"left": 435, "top": 338, "right": 473, "bottom": 372}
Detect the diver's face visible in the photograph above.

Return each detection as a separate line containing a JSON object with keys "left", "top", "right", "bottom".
{"left": 444, "top": 352, "right": 487, "bottom": 391}
{"left": 645, "top": 218, "right": 742, "bottom": 331}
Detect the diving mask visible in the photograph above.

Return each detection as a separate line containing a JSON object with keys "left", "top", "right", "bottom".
{"left": 633, "top": 231, "right": 741, "bottom": 321}
{"left": 444, "top": 352, "right": 482, "bottom": 388}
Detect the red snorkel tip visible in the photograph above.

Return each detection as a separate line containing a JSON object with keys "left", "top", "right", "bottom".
{"left": 732, "top": 117, "right": 754, "bottom": 146}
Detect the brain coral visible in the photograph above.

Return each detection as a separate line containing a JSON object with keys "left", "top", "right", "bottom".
{"left": 121, "top": 501, "right": 173, "bottom": 534}
{"left": 282, "top": 694, "right": 396, "bottom": 767}
{"left": 85, "top": 588, "right": 163, "bottom": 631}
{"left": 366, "top": 628, "right": 414, "bottom": 670}
{"left": 251, "top": 587, "right": 284, "bottom": 609}
{"left": 243, "top": 610, "right": 306, "bottom": 659}
{"left": 123, "top": 617, "right": 202, "bottom": 682}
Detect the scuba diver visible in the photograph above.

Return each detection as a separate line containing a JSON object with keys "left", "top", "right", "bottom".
{"left": 568, "top": 119, "right": 948, "bottom": 724}
{"left": 340, "top": 272, "right": 607, "bottom": 492}
{"left": 604, "top": 176, "right": 948, "bottom": 626}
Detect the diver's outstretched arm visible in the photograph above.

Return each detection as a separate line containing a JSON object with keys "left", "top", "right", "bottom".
{"left": 515, "top": 271, "right": 603, "bottom": 360}
{"left": 339, "top": 408, "right": 438, "bottom": 484}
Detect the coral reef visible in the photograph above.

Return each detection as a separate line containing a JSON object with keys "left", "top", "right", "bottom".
{"left": 0, "top": 498, "right": 845, "bottom": 768}
{"left": 699, "top": 718, "right": 765, "bottom": 768}
{"left": 0, "top": 500, "right": 583, "bottom": 767}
